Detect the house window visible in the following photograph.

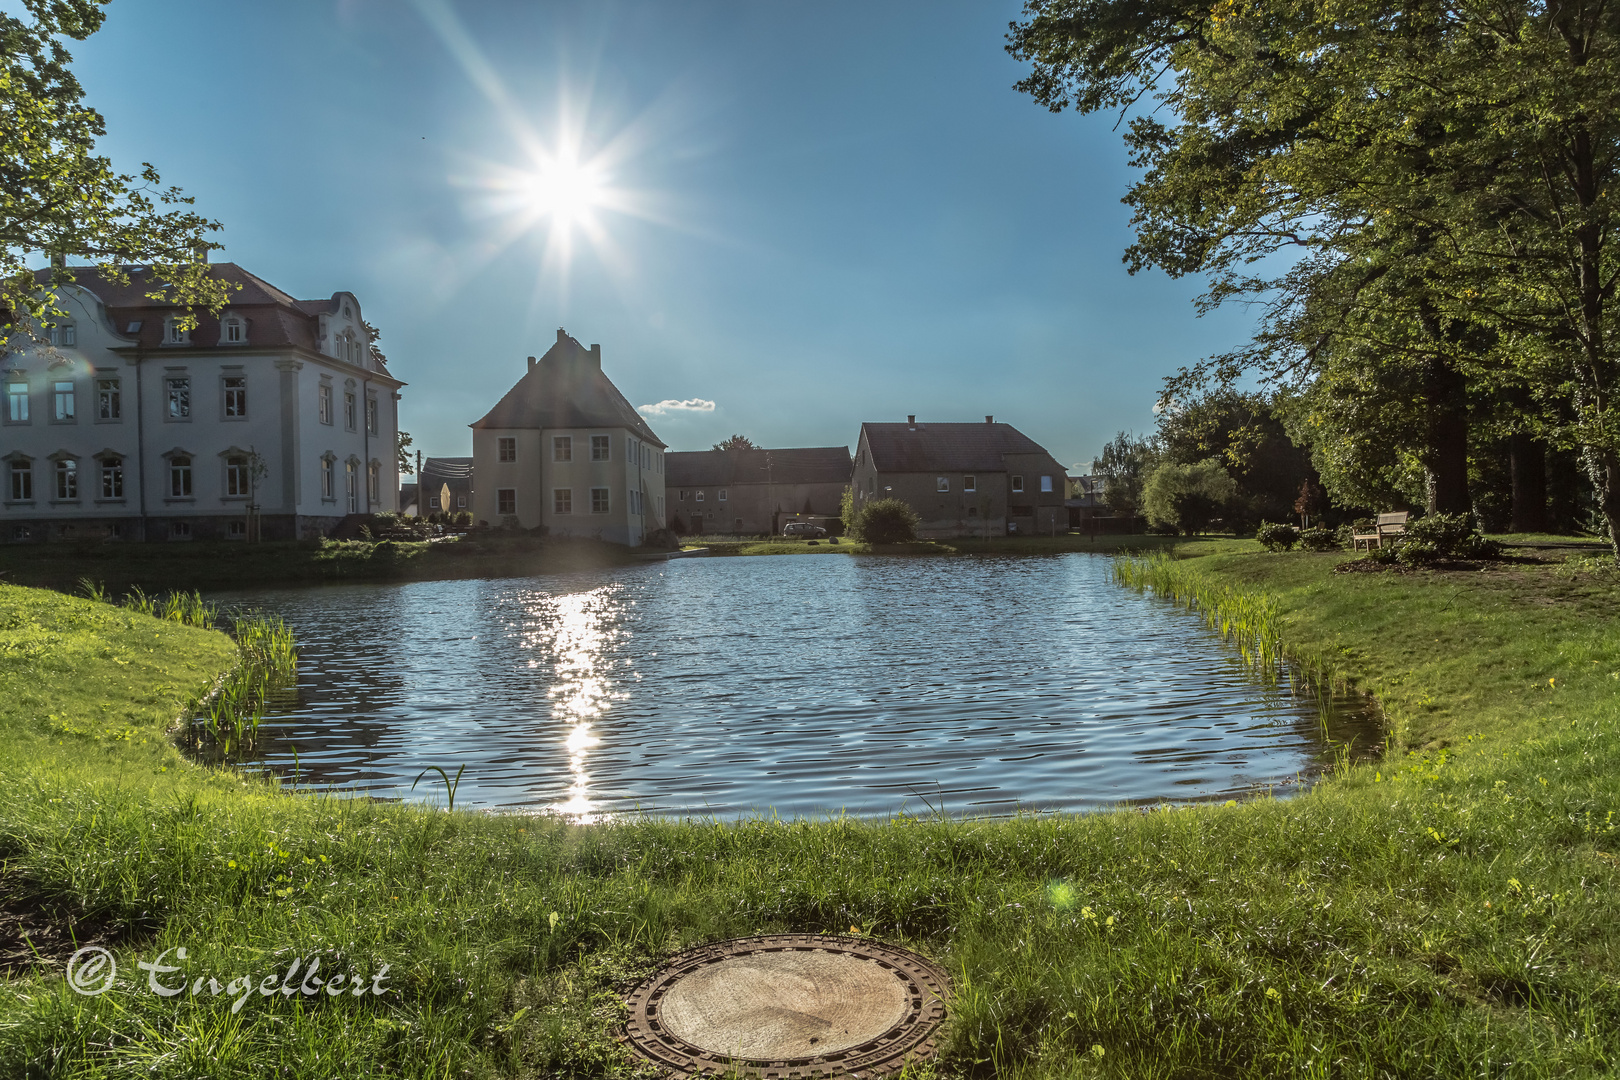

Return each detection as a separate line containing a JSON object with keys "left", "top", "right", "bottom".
{"left": 344, "top": 392, "right": 356, "bottom": 431}
{"left": 318, "top": 384, "right": 333, "bottom": 425}
{"left": 165, "top": 377, "right": 190, "bottom": 419}
{"left": 696, "top": 491, "right": 705, "bottom": 502}
{"left": 228, "top": 520, "right": 246, "bottom": 539}
{"left": 6, "top": 382, "right": 26, "bottom": 422}
{"left": 345, "top": 461, "right": 357, "bottom": 512}
{"left": 321, "top": 457, "right": 335, "bottom": 499}
{"left": 936, "top": 476, "right": 949, "bottom": 492}
{"left": 219, "top": 375, "right": 246, "bottom": 418}
{"left": 553, "top": 436, "right": 572, "bottom": 462}
{"left": 165, "top": 319, "right": 188, "bottom": 344}
{"left": 170, "top": 520, "right": 192, "bottom": 540}
{"left": 964, "top": 475, "right": 975, "bottom": 492}
{"left": 224, "top": 317, "right": 244, "bottom": 343}
{"left": 967, "top": 506, "right": 978, "bottom": 517}
{"left": 366, "top": 397, "right": 378, "bottom": 435}
{"left": 367, "top": 462, "right": 379, "bottom": 504}
{"left": 53, "top": 380, "right": 75, "bottom": 421}
{"left": 97, "top": 378, "right": 120, "bottom": 420}
{"left": 718, "top": 488, "right": 727, "bottom": 502}
{"left": 498, "top": 437, "right": 516, "bottom": 462}
{"left": 47, "top": 322, "right": 76, "bottom": 347}
{"left": 169, "top": 456, "right": 193, "bottom": 497}
{"left": 497, "top": 488, "right": 516, "bottom": 515}
{"left": 9, "top": 460, "right": 32, "bottom": 501}
{"left": 678, "top": 490, "right": 686, "bottom": 501}
{"left": 225, "top": 455, "right": 250, "bottom": 497}
{"left": 101, "top": 459, "right": 124, "bottom": 499}
{"left": 456, "top": 494, "right": 466, "bottom": 508}
{"left": 591, "top": 487, "right": 609, "bottom": 513}
{"left": 1011, "top": 475, "right": 1024, "bottom": 493}
{"left": 590, "top": 435, "right": 610, "bottom": 461}
{"left": 54, "top": 458, "right": 78, "bottom": 500}
{"left": 1040, "top": 475, "right": 1054, "bottom": 493}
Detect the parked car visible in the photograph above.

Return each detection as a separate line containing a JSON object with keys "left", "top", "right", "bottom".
{"left": 782, "top": 522, "right": 828, "bottom": 538}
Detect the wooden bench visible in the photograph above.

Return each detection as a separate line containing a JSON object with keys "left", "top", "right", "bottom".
{"left": 1353, "top": 511, "right": 1409, "bottom": 550}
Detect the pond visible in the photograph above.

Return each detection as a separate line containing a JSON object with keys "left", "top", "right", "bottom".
{"left": 214, "top": 553, "right": 1379, "bottom": 820}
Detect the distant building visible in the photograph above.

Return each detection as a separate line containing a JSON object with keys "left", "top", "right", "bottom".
{"left": 851, "top": 416, "right": 1068, "bottom": 537}
{"left": 469, "top": 329, "right": 666, "bottom": 545}
{"left": 418, "top": 457, "right": 474, "bottom": 516}
{"left": 667, "top": 446, "right": 851, "bottom": 535}
{"left": 4, "top": 262, "right": 403, "bottom": 543}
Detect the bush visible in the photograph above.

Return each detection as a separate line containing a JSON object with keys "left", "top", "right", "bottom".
{"left": 1298, "top": 526, "right": 1341, "bottom": 551}
{"left": 1397, "top": 539, "right": 1442, "bottom": 566}
{"left": 1255, "top": 521, "right": 1300, "bottom": 552}
{"left": 851, "top": 498, "right": 920, "bottom": 544}
{"left": 1403, "top": 512, "right": 1503, "bottom": 559}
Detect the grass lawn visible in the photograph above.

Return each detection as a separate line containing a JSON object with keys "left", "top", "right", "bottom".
{"left": 0, "top": 544, "right": 1616, "bottom": 1077}
{"left": 688, "top": 532, "right": 1223, "bottom": 558}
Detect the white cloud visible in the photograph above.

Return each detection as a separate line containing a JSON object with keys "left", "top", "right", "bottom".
{"left": 637, "top": 398, "right": 716, "bottom": 416}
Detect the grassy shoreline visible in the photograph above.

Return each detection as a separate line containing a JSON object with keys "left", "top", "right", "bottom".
{"left": 0, "top": 546, "right": 1616, "bottom": 1076}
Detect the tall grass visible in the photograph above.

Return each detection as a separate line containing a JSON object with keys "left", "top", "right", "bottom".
{"left": 1114, "top": 551, "right": 1283, "bottom": 672}
{"left": 79, "top": 583, "right": 298, "bottom": 759}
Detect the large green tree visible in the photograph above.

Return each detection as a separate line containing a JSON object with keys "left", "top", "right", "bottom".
{"left": 1009, "top": 1, "right": 1620, "bottom": 561}
{"left": 1, "top": 0, "right": 228, "bottom": 338}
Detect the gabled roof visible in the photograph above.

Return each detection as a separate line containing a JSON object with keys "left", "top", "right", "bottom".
{"left": 860, "top": 421, "right": 1058, "bottom": 472}
{"left": 470, "top": 331, "right": 665, "bottom": 447}
{"left": 666, "top": 446, "right": 852, "bottom": 487}
{"left": 32, "top": 263, "right": 396, "bottom": 380}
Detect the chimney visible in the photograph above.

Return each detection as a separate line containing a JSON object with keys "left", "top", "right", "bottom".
{"left": 527, "top": 355, "right": 536, "bottom": 371}
{"left": 589, "top": 343, "right": 601, "bottom": 368}
{"left": 907, "top": 415, "right": 916, "bottom": 429}
{"left": 556, "top": 327, "right": 567, "bottom": 343}
{"left": 193, "top": 241, "right": 209, "bottom": 264}
{"left": 986, "top": 415, "right": 993, "bottom": 424}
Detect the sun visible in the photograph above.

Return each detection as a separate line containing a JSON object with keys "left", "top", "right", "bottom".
{"left": 525, "top": 153, "right": 607, "bottom": 227}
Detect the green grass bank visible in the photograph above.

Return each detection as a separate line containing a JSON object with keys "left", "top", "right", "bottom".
{"left": 0, "top": 546, "right": 1616, "bottom": 1077}
{"left": 0, "top": 535, "right": 644, "bottom": 594}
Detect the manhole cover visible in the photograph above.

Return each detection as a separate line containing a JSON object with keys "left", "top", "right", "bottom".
{"left": 623, "top": 934, "right": 949, "bottom": 1078}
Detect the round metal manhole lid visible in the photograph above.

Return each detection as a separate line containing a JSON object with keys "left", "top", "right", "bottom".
{"left": 623, "top": 935, "right": 949, "bottom": 1078}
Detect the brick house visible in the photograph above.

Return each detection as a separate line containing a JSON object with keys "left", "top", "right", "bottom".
{"left": 851, "top": 416, "right": 1068, "bottom": 538}
{"left": 667, "top": 446, "right": 851, "bottom": 535}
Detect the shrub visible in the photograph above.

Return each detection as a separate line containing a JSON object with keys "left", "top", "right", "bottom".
{"left": 1397, "top": 539, "right": 1441, "bottom": 566}
{"left": 1255, "top": 521, "right": 1300, "bottom": 552}
{"left": 851, "top": 498, "right": 920, "bottom": 544}
{"left": 1298, "top": 526, "right": 1341, "bottom": 552}
{"left": 1403, "top": 512, "right": 1502, "bottom": 559}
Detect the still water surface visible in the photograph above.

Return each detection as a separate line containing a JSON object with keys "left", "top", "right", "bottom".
{"left": 218, "top": 553, "right": 1378, "bottom": 819}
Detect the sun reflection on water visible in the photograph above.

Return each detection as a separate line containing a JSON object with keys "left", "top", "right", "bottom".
{"left": 525, "top": 585, "right": 625, "bottom": 822}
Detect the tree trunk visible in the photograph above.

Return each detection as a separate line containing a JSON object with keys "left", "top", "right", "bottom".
{"left": 1598, "top": 449, "right": 1620, "bottom": 566}
{"left": 1509, "top": 432, "right": 1547, "bottom": 533}
{"left": 1423, "top": 358, "right": 1471, "bottom": 515}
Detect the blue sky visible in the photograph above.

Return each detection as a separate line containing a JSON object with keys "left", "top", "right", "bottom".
{"left": 74, "top": 0, "right": 1259, "bottom": 472}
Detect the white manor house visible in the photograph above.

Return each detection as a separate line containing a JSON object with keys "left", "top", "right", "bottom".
{"left": 3, "top": 263, "right": 404, "bottom": 542}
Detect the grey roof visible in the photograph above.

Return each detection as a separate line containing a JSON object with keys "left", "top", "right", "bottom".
{"left": 861, "top": 422, "right": 1057, "bottom": 472}
{"left": 667, "top": 446, "right": 851, "bottom": 487}
{"left": 470, "top": 332, "right": 665, "bottom": 447}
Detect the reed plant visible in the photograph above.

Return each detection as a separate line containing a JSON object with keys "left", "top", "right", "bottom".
{"left": 1114, "top": 551, "right": 1284, "bottom": 673}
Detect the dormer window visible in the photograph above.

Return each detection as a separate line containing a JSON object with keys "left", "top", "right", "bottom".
{"left": 47, "top": 322, "right": 76, "bottom": 347}
{"left": 222, "top": 316, "right": 246, "bottom": 344}
{"left": 164, "top": 317, "right": 189, "bottom": 345}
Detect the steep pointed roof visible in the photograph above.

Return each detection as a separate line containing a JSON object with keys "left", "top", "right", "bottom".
{"left": 470, "top": 331, "right": 666, "bottom": 447}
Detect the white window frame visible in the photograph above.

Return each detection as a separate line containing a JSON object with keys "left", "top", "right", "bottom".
{"left": 6, "top": 381, "right": 28, "bottom": 423}
{"left": 54, "top": 458, "right": 78, "bottom": 500}
{"left": 321, "top": 455, "right": 336, "bottom": 500}
{"left": 165, "top": 376, "right": 191, "bottom": 420}
{"left": 553, "top": 436, "right": 572, "bottom": 462}
{"left": 964, "top": 475, "right": 976, "bottom": 492}
{"left": 168, "top": 456, "right": 193, "bottom": 498}
{"left": 590, "top": 487, "right": 610, "bottom": 514}
{"left": 344, "top": 391, "right": 357, "bottom": 431}
{"left": 590, "top": 434, "right": 610, "bottom": 461}
{"left": 224, "top": 455, "right": 251, "bottom": 498}
{"left": 936, "top": 476, "right": 949, "bottom": 492}
{"left": 1011, "top": 475, "right": 1025, "bottom": 493}
{"left": 100, "top": 458, "right": 124, "bottom": 499}
{"left": 96, "top": 377, "right": 121, "bottom": 421}
{"left": 8, "top": 459, "right": 32, "bottom": 501}
{"left": 497, "top": 488, "right": 516, "bottom": 516}
{"left": 318, "top": 383, "right": 333, "bottom": 425}
{"left": 52, "top": 379, "right": 75, "bottom": 422}
{"left": 497, "top": 437, "right": 516, "bottom": 462}
{"left": 1040, "top": 475, "right": 1054, "bottom": 493}
{"left": 553, "top": 488, "right": 572, "bottom": 514}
